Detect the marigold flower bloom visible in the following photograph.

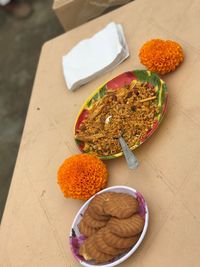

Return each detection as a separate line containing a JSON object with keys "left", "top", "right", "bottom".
{"left": 57, "top": 154, "right": 108, "bottom": 200}
{"left": 139, "top": 39, "right": 184, "bottom": 75}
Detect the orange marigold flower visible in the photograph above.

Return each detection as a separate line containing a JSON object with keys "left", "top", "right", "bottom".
{"left": 57, "top": 154, "right": 108, "bottom": 200}
{"left": 139, "top": 39, "right": 184, "bottom": 75}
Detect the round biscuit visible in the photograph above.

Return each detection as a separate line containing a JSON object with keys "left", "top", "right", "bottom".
{"left": 79, "top": 243, "right": 92, "bottom": 261}
{"left": 103, "top": 228, "right": 139, "bottom": 249}
{"left": 78, "top": 220, "right": 98, "bottom": 237}
{"left": 96, "top": 228, "right": 127, "bottom": 256}
{"left": 87, "top": 206, "right": 110, "bottom": 221}
{"left": 81, "top": 235, "right": 114, "bottom": 263}
{"left": 89, "top": 192, "right": 117, "bottom": 215}
{"left": 103, "top": 193, "right": 139, "bottom": 218}
{"left": 107, "top": 214, "right": 145, "bottom": 237}
{"left": 83, "top": 210, "right": 107, "bottom": 228}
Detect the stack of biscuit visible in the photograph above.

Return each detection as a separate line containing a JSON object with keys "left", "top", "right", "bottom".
{"left": 78, "top": 192, "right": 144, "bottom": 263}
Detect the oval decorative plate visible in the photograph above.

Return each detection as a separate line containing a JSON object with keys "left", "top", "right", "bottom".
{"left": 69, "top": 186, "right": 149, "bottom": 267}
{"left": 74, "top": 70, "right": 168, "bottom": 159}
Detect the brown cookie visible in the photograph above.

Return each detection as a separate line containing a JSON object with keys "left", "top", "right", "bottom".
{"left": 89, "top": 192, "right": 117, "bottom": 215}
{"left": 82, "top": 210, "right": 107, "bottom": 228}
{"left": 79, "top": 235, "right": 114, "bottom": 263}
{"left": 103, "top": 228, "right": 139, "bottom": 249}
{"left": 79, "top": 243, "right": 92, "bottom": 261}
{"left": 107, "top": 214, "right": 145, "bottom": 237}
{"left": 96, "top": 228, "right": 127, "bottom": 256}
{"left": 87, "top": 206, "right": 110, "bottom": 221}
{"left": 103, "top": 193, "right": 139, "bottom": 219}
{"left": 78, "top": 220, "right": 98, "bottom": 237}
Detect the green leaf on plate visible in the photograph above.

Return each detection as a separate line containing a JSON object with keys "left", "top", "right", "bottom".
{"left": 99, "top": 85, "right": 106, "bottom": 98}
{"left": 133, "top": 70, "right": 149, "bottom": 81}
{"left": 161, "top": 84, "right": 167, "bottom": 105}
{"left": 87, "top": 98, "right": 93, "bottom": 108}
{"left": 149, "top": 73, "right": 161, "bottom": 88}
{"left": 162, "top": 83, "right": 167, "bottom": 93}
{"left": 87, "top": 93, "right": 99, "bottom": 107}
{"left": 93, "top": 93, "right": 99, "bottom": 101}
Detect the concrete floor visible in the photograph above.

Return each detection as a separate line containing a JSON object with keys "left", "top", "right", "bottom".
{"left": 0, "top": 0, "right": 63, "bottom": 221}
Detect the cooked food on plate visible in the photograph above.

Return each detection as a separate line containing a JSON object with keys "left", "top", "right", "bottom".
{"left": 75, "top": 81, "right": 159, "bottom": 156}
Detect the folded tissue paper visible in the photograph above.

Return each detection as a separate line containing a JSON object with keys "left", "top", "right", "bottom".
{"left": 62, "top": 22, "right": 129, "bottom": 91}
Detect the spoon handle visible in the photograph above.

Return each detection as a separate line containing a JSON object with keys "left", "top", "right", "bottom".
{"left": 119, "top": 137, "right": 139, "bottom": 169}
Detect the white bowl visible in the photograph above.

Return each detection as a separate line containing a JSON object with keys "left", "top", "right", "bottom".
{"left": 69, "top": 186, "right": 149, "bottom": 267}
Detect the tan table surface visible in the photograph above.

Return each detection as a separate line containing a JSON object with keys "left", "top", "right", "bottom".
{"left": 1, "top": 0, "right": 200, "bottom": 266}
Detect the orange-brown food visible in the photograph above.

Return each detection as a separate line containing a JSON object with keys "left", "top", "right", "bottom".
{"left": 79, "top": 236, "right": 114, "bottom": 263}
{"left": 96, "top": 228, "right": 127, "bottom": 255}
{"left": 78, "top": 192, "right": 145, "bottom": 264}
{"left": 103, "top": 193, "right": 139, "bottom": 218}
{"left": 75, "top": 82, "right": 158, "bottom": 156}
{"left": 78, "top": 220, "right": 98, "bottom": 237}
{"left": 83, "top": 210, "right": 107, "bottom": 228}
{"left": 89, "top": 192, "right": 117, "bottom": 215}
{"left": 103, "top": 228, "right": 139, "bottom": 249}
{"left": 107, "top": 214, "right": 145, "bottom": 237}
{"left": 87, "top": 206, "right": 110, "bottom": 221}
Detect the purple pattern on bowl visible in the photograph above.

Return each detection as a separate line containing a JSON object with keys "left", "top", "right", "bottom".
{"left": 136, "top": 192, "right": 147, "bottom": 217}
{"left": 70, "top": 231, "right": 86, "bottom": 261}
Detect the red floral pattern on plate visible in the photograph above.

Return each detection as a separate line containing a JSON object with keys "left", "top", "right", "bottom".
{"left": 106, "top": 71, "right": 136, "bottom": 90}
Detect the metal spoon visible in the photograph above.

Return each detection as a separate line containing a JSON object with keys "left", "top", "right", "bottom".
{"left": 118, "top": 136, "right": 139, "bottom": 169}
{"left": 105, "top": 116, "right": 139, "bottom": 169}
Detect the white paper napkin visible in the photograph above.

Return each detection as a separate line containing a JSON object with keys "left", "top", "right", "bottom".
{"left": 62, "top": 22, "right": 129, "bottom": 91}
